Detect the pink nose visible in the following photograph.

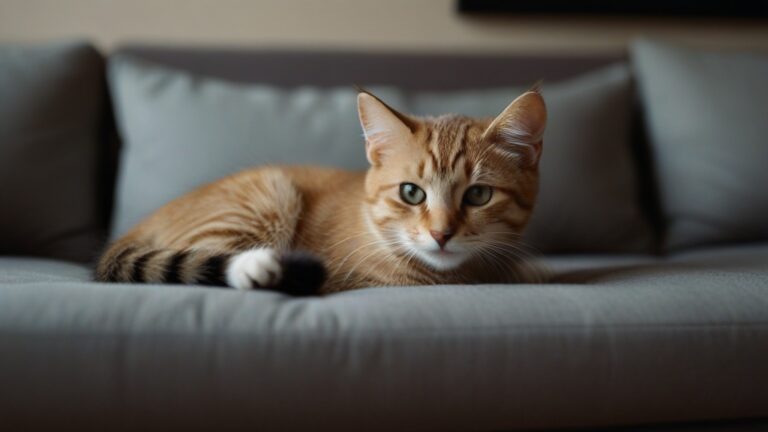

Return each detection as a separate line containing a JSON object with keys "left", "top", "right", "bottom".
{"left": 429, "top": 230, "right": 454, "bottom": 249}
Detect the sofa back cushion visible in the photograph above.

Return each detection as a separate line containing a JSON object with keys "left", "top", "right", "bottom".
{"left": 109, "top": 55, "right": 653, "bottom": 253}
{"left": 0, "top": 42, "right": 106, "bottom": 262}
{"left": 115, "top": 46, "right": 620, "bottom": 91}
{"left": 632, "top": 39, "right": 768, "bottom": 250}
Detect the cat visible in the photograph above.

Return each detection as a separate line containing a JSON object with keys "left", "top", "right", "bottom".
{"left": 95, "top": 88, "right": 547, "bottom": 295}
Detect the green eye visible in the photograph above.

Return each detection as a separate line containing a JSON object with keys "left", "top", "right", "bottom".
{"left": 399, "top": 183, "right": 426, "bottom": 205}
{"left": 463, "top": 185, "right": 493, "bottom": 206}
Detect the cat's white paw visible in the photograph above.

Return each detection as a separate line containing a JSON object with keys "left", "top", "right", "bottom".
{"left": 226, "top": 248, "right": 282, "bottom": 290}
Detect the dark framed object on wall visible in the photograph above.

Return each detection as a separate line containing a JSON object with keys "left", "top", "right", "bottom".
{"left": 457, "top": 0, "right": 768, "bottom": 18}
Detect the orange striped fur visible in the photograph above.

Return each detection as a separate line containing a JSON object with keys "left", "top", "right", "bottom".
{"left": 95, "top": 89, "right": 547, "bottom": 294}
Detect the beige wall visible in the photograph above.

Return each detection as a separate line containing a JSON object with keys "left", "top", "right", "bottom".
{"left": 1, "top": 0, "right": 767, "bottom": 54}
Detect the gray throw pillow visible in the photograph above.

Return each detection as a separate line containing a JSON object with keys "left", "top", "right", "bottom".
{"left": 632, "top": 39, "right": 768, "bottom": 250}
{"left": 0, "top": 42, "right": 106, "bottom": 262}
{"left": 109, "top": 55, "right": 403, "bottom": 236}
{"left": 110, "top": 57, "right": 653, "bottom": 254}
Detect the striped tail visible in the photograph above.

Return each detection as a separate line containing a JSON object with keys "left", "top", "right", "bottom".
{"left": 94, "top": 242, "right": 326, "bottom": 296}
{"left": 94, "top": 243, "right": 229, "bottom": 287}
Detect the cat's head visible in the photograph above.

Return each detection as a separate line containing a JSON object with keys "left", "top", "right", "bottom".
{"left": 358, "top": 89, "right": 546, "bottom": 271}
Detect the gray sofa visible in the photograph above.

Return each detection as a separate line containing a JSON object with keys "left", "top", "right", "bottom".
{"left": 1, "top": 41, "right": 767, "bottom": 431}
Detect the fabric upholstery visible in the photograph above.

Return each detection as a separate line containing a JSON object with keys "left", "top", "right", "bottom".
{"left": 109, "top": 56, "right": 653, "bottom": 253}
{"left": 1, "top": 244, "right": 767, "bottom": 430}
{"left": 631, "top": 39, "right": 768, "bottom": 250}
{"left": 0, "top": 41, "right": 107, "bottom": 262}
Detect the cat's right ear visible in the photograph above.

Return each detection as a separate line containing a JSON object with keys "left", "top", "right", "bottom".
{"left": 357, "top": 91, "right": 416, "bottom": 166}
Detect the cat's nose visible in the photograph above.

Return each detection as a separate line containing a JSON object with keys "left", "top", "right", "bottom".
{"left": 430, "top": 230, "right": 454, "bottom": 249}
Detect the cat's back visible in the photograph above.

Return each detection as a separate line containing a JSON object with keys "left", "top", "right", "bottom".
{"left": 277, "top": 165, "right": 364, "bottom": 194}
{"left": 227, "top": 165, "right": 366, "bottom": 223}
{"left": 193, "top": 164, "right": 363, "bottom": 199}
{"left": 126, "top": 165, "right": 363, "bottom": 243}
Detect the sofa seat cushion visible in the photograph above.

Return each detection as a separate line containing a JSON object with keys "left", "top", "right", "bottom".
{"left": 546, "top": 243, "right": 768, "bottom": 284}
{"left": 1, "top": 245, "right": 767, "bottom": 431}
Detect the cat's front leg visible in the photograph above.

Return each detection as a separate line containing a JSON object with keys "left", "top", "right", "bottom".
{"left": 225, "top": 247, "right": 282, "bottom": 290}
{"left": 226, "top": 248, "right": 326, "bottom": 296}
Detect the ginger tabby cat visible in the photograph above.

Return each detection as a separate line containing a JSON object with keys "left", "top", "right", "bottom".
{"left": 96, "top": 89, "right": 547, "bottom": 295}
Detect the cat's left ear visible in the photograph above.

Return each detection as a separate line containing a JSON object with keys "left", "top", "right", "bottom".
{"left": 357, "top": 90, "right": 417, "bottom": 167}
{"left": 483, "top": 90, "right": 547, "bottom": 168}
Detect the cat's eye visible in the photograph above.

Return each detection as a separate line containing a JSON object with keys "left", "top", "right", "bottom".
{"left": 399, "top": 183, "right": 426, "bottom": 205}
{"left": 463, "top": 185, "right": 493, "bottom": 206}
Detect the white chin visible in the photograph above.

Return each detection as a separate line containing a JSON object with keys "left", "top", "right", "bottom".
{"left": 416, "top": 250, "right": 467, "bottom": 271}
